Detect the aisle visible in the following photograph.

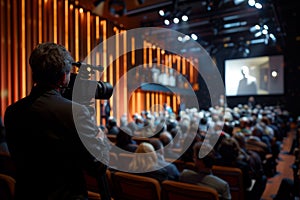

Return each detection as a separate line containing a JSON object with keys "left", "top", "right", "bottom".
{"left": 261, "top": 129, "right": 295, "bottom": 200}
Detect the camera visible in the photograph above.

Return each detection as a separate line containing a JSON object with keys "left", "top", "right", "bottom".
{"left": 63, "top": 62, "right": 113, "bottom": 101}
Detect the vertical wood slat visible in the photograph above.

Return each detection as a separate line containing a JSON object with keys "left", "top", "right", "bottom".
{"left": 12, "top": 0, "right": 19, "bottom": 103}
{"left": 0, "top": 0, "right": 7, "bottom": 117}
{"left": 6, "top": 0, "right": 12, "bottom": 107}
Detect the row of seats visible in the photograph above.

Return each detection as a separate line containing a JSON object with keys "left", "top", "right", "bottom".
{"left": 85, "top": 170, "right": 220, "bottom": 200}
{"left": 86, "top": 164, "right": 244, "bottom": 200}
{"left": 107, "top": 151, "right": 244, "bottom": 200}
{"left": 0, "top": 152, "right": 244, "bottom": 200}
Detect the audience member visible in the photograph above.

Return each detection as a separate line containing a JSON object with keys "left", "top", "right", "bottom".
{"left": 159, "top": 131, "right": 179, "bottom": 159}
{"left": 107, "top": 117, "right": 119, "bottom": 135}
{"left": 216, "top": 137, "right": 252, "bottom": 191}
{"left": 179, "top": 141, "right": 232, "bottom": 200}
{"left": 116, "top": 127, "right": 137, "bottom": 152}
{"left": 233, "top": 132, "right": 267, "bottom": 200}
{"left": 128, "top": 142, "right": 169, "bottom": 183}
{"left": 149, "top": 138, "right": 180, "bottom": 181}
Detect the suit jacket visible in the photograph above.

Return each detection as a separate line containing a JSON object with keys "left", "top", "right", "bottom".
{"left": 4, "top": 86, "right": 109, "bottom": 200}
{"left": 180, "top": 169, "right": 232, "bottom": 200}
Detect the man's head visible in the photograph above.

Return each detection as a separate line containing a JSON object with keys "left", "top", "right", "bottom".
{"left": 193, "top": 141, "right": 216, "bottom": 168}
{"left": 29, "top": 42, "right": 74, "bottom": 88}
{"left": 241, "top": 65, "right": 250, "bottom": 77}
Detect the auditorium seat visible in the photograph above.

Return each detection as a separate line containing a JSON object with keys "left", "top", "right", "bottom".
{"left": 111, "top": 171, "right": 161, "bottom": 200}
{"left": 117, "top": 153, "right": 135, "bottom": 171}
{"left": 0, "top": 173, "right": 15, "bottom": 200}
{"left": 106, "top": 134, "right": 117, "bottom": 144}
{"left": 212, "top": 165, "right": 244, "bottom": 200}
{"left": 162, "top": 180, "right": 219, "bottom": 200}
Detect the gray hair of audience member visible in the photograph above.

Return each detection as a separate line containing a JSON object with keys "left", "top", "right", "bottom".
{"left": 129, "top": 142, "right": 158, "bottom": 171}
{"left": 159, "top": 131, "right": 173, "bottom": 147}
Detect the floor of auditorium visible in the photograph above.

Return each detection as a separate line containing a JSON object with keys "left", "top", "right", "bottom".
{"left": 261, "top": 128, "right": 296, "bottom": 200}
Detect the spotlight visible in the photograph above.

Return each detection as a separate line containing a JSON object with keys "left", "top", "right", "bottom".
{"left": 262, "top": 29, "right": 268, "bottom": 35}
{"left": 255, "top": 2, "right": 262, "bottom": 9}
{"left": 248, "top": 0, "right": 255, "bottom": 6}
{"left": 250, "top": 24, "right": 260, "bottom": 32}
{"left": 269, "top": 33, "right": 276, "bottom": 41}
{"left": 182, "top": 15, "right": 188, "bottom": 22}
{"left": 271, "top": 70, "right": 278, "bottom": 78}
{"left": 191, "top": 33, "right": 198, "bottom": 40}
{"left": 164, "top": 19, "right": 170, "bottom": 25}
{"left": 159, "top": 10, "right": 165, "bottom": 16}
{"left": 173, "top": 17, "right": 179, "bottom": 24}
{"left": 254, "top": 31, "right": 262, "bottom": 37}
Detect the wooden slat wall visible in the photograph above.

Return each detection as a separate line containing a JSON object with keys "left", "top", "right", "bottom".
{"left": 0, "top": 0, "right": 116, "bottom": 124}
{"left": 0, "top": 0, "right": 198, "bottom": 125}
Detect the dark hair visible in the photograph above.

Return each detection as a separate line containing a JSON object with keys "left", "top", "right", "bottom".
{"left": 116, "top": 127, "right": 133, "bottom": 147}
{"left": 193, "top": 141, "right": 216, "bottom": 168}
{"left": 29, "top": 42, "right": 73, "bottom": 86}
{"left": 218, "top": 137, "right": 239, "bottom": 161}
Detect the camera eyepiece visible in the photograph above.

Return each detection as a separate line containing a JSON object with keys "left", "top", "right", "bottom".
{"left": 63, "top": 62, "right": 113, "bottom": 100}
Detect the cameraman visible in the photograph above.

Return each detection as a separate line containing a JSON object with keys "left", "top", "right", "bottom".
{"left": 4, "top": 42, "right": 111, "bottom": 200}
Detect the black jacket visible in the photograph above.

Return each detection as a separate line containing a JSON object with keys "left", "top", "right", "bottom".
{"left": 4, "top": 86, "right": 109, "bottom": 200}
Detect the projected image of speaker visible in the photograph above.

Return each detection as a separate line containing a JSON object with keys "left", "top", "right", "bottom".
{"left": 224, "top": 55, "right": 284, "bottom": 96}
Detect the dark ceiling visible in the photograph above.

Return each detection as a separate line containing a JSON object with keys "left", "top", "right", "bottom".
{"left": 74, "top": 0, "right": 299, "bottom": 56}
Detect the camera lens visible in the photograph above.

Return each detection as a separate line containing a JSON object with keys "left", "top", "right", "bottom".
{"left": 96, "top": 81, "right": 113, "bottom": 99}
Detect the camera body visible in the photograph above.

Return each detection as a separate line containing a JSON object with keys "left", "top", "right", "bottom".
{"left": 63, "top": 62, "right": 113, "bottom": 101}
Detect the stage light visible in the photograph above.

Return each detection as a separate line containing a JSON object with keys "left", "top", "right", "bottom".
{"left": 182, "top": 15, "right": 188, "bottom": 22}
{"left": 254, "top": 31, "right": 262, "bottom": 37}
{"left": 255, "top": 2, "right": 262, "bottom": 9}
{"left": 250, "top": 24, "right": 260, "bottom": 32}
{"left": 191, "top": 34, "right": 198, "bottom": 40}
{"left": 159, "top": 10, "right": 165, "bottom": 16}
{"left": 164, "top": 19, "right": 170, "bottom": 25}
{"left": 269, "top": 33, "right": 276, "bottom": 41}
{"left": 248, "top": 0, "right": 255, "bottom": 6}
{"left": 271, "top": 70, "right": 278, "bottom": 78}
{"left": 262, "top": 29, "right": 268, "bottom": 35}
{"left": 173, "top": 17, "right": 179, "bottom": 24}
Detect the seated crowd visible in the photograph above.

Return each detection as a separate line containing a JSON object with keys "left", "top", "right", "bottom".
{"left": 102, "top": 102, "right": 292, "bottom": 200}
{"left": 0, "top": 102, "right": 297, "bottom": 200}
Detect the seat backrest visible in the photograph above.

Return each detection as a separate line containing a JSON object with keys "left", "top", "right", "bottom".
{"left": 0, "top": 173, "right": 15, "bottom": 200}
{"left": 162, "top": 180, "right": 219, "bottom": 200}
{"left": 164, "top": 158, "right": 185, "bottom": 172}
{"left": 212, "top": 165, "right": 244, "bottom": 200}
{"left": 109, "top": 152, "right": 118, "bottom": 168}
{"left": 117, "top": 153, "right": 135, "bottom": 171}
{"left": 111, "top": 171, "right": 161, "bottom": 200}
{"left": 131, "top": 136, "right": 150, "bottom": 145}
{"left": 106, "top": 134, "right": 117, "bottom": 144}
{"left": 84, "top": 169, "right": 113, "bottom": 199}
